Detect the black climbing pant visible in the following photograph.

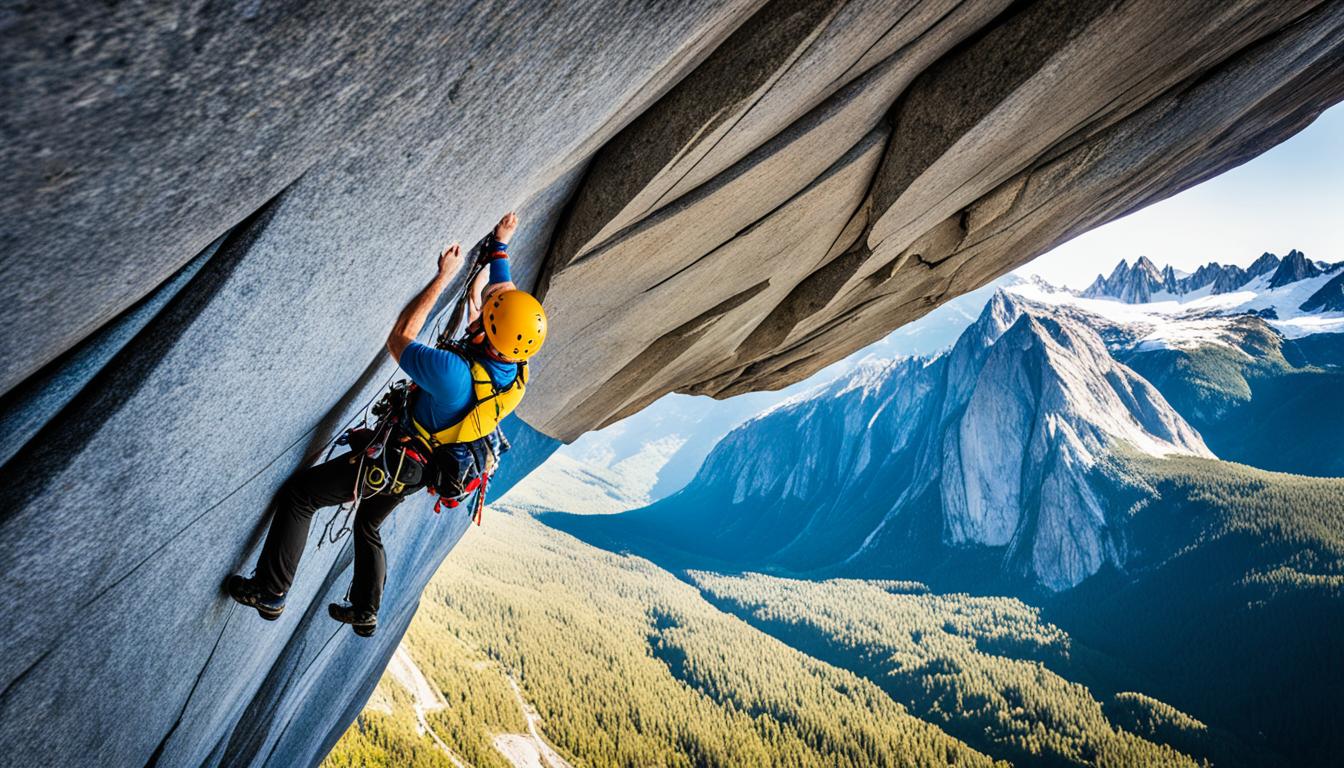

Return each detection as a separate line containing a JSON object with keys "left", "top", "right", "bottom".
{"left": 255, "top": 452, "right": 408, "bottom": 613}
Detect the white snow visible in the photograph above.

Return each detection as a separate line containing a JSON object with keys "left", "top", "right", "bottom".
{"left": 1008, "top": 271, "right": 1344, "bottom": 342}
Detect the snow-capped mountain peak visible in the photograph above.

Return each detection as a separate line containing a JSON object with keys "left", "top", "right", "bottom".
{"left": 1014, "top": 250, "right": 1344, "bottom": 342}
{"left": 1080, "top": 249, "right": 1343, "bottom": 308}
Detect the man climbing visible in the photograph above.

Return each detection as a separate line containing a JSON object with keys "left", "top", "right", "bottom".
{"left": 227, "top": 211, "right": 547, "bottom": 637}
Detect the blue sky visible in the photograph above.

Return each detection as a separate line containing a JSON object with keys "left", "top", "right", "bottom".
{"left": 1016, "top": 103, "right": 1344, "bottom": 289}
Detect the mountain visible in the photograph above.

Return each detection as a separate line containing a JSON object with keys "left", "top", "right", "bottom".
{"left": 1267, "top": 248, "right": 1323, "bottom": 287}
{"left": 1246, "top": 250, "right": 1283, "bottom": 279}
{"left": 1208, "top": 264, "right": 1249, "bottom": 294}
{"left": 1119, "top": 314, "right": 1344, "bottom": 477}
{"left": 1079, "top": 250, "right": 1344, "bottom": 304}
{"left": 543, "top": 275, "right": 1026, "bottom": 504}
{"left": 1301, "top": 271, "right": 1344, "bottom": 312}
{"left": 1082, "top": 256, "right": 1166, "bottom": 303}
{"left": 1006, "top": 273, "right": 1344, "bottom": 476}
{"left": 566, "top": 292, "right": 1209, "bottom": 591}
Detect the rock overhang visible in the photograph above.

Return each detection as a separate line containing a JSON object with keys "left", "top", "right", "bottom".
{"left": 2, "top": 1, "right": 1343, "bottom": 766}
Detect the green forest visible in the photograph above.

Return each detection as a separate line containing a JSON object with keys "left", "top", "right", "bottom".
{"left": 323, "top": 500, "right": 1252, "bottom": 767}
{"left": 326, "top": 450, "right": 1344, "bottom": 767}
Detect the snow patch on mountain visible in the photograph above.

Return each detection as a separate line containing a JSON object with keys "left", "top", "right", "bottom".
{"left": 1010, "top": 271, "right": 1344, "bottom": 341}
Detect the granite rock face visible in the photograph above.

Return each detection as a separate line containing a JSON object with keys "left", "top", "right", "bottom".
{"left": 3, "top": 1, "right": 1343, "bottom": 766}
{"left": 528, "top": 0, "right": 1344, "bottom": 439}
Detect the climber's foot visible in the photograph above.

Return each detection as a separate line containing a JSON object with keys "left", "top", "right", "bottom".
{"left": 328, "top": 601, "right": 377, "bottom": 637}
{"left": 226, "top": 575, "right": 286, "bottom": 621}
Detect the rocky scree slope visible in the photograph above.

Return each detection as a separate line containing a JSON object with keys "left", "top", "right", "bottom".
{"left": 3, "top": 1, "right": 1344, "bottom": 766}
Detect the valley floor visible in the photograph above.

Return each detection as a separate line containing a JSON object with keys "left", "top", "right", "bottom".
{"left": 324, "top": 502, "right": 1220, "bottom": 768}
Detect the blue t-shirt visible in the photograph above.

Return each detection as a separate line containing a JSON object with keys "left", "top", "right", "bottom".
{"left": 399, "top": 343, "right": 520, "bottom": 431}
{"left": 399, "top": 254, "right": 519, "bottom": 430}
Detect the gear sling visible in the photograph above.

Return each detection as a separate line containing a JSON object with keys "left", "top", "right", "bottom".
{"left": 351, "top": 239, "right": 528, "bottom": 527}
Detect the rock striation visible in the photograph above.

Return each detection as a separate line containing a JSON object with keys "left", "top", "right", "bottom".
{"left": 3, "top": 1, "right": 1344, "bottom": 766}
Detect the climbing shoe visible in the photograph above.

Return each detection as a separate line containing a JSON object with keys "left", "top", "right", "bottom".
{"left": 226, "top": 575, "right": 286, "bottom": 621}
{"left": 328, "top": 601, "right": 377, "bottom": 637}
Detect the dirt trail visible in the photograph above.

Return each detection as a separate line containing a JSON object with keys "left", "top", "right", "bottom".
{"left": 387, "top": 645, "right": 469, "bottom": 768}
{"left": 491, "top": 674, "right": 575, "bottom": 768}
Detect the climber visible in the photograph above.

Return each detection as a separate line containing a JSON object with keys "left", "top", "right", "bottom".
{"left": 226, "top": 211, "right": 547, "bottom": 637}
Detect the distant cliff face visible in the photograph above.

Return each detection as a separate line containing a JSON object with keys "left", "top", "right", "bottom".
{"left": 641, "top": 292, "right": 1208, "bottom": 590}
{"left": 3, "top": 1, "right": 1344, "bottom": 766}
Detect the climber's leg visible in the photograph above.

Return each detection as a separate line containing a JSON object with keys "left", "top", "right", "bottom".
{"left": 253, "top": 454, "right": 361, "bottom": 598}
{"left": 328, "top": 494, "right": 403, "bottom": 637}
{"left": 348, "top": 493, "right": 405, "bottom": 614}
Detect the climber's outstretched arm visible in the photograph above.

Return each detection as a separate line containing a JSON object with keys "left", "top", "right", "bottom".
{"left": 387, "top": 243, "right": 462, "bottom": 362}
{"left": 468, "top": 211, "right": 521, "bottom": 325}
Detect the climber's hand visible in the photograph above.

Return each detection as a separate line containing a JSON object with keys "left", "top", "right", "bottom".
{"left": 437, "top": 242, "right": 462, "bottom": 279}
{"left": 494, "top": 212, "right": 519, "bottom": 244}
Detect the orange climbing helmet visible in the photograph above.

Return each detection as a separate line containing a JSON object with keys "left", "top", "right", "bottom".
{"left": 483, "top": 290, "right": 548, "bottom": 361}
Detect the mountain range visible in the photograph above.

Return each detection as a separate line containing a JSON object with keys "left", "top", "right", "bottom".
{"left": 1080, "top": 249, "right": 1344, "bottom": 310}
{"left": 548, "top": 253, "right": 1344, "bottom": 765}
{"left": 567, "top": 290, "right": 1217, "bottom": 588}
{"left": 567, "top": 252, "right": 1344, "bottom": 582}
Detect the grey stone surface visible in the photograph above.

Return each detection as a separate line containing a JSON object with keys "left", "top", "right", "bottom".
{"left": 0, "top": 2, "right": 744, "bottom": 766}
{"left": 707, "top": 0, "right": 1344, "bottom": 398}
{"left": 2, "top": 0, "right": 1343, "bottom": 765}
{"left": 525, "top": 0, "right": 1344, "bottom": 434}
{"left": 1, "top": 0, "right": 757, "bottom": 394}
